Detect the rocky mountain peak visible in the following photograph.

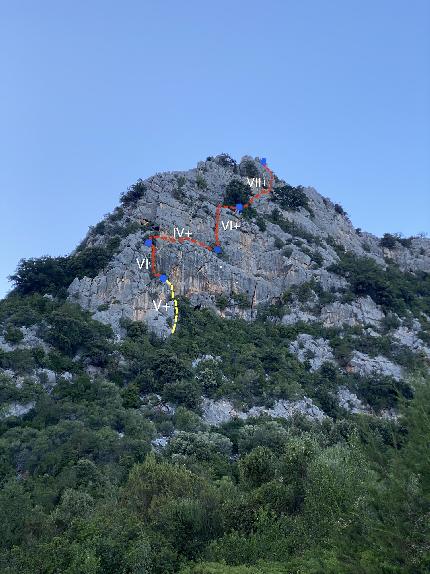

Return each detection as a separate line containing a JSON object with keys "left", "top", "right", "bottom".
{"left": 67, "top": 154, "right": 430, "bottom": 340}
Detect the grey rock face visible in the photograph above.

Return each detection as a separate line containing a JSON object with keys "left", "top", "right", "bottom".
{"left": 65, "top": 154, "right": 429, "bottom": 341}
{"left": 201, "top": 396, "right": 326, "bottom": 426}
{"left": 320, "top": 297, "right": 384, "bottom": 328}
{"left": 201, "top": 398, "right": 238, "bottom": 426}
{"left": 337, "top": 387, "right": 370, "bottom": 414}
{"left": 0, "top": 326, "right": 49, "bottom": 353}
{"left": 384, "top": 237, "right": 430, "bottom": 273}
{"left": 393, "top": 326, "right": 430, "bottom": 359}
{"left": 191, "top": 354, "right": 222, "bottom": 368}
{"left": 151, "top": 436, "right": 170, "bottom": 449}
{"left": 21, "top": 326, "right": 51, "bottom": 351}
{"left": 289, "top": 334, "right": 335, "bottom": 371}
{"left": 257, "top": 398, "right": 326, "bottom": 422}
{"left": 0, "top": 337, "right": 13, "bottom": 352}
{"left": 1, "top": 401, "right": 35, "bottom": 419}
{"left": 348, "top": 351, "right": 403, "bottom": 381}
{"left": 35, "top": 368, "right": 57, "bottom": 385}
{"left": 281, "top": 306, "right": 318, "bottom": 326}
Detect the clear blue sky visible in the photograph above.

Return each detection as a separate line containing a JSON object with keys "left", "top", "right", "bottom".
{"left": 1, "top": 0, "right": 429, "bottom": 297}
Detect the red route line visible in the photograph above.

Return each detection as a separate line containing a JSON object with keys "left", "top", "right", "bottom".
{"left": 148, "top": 164, "right": 274, "bottom": 276}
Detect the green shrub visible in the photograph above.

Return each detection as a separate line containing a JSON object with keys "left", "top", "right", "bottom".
{"left": 120, "top": 179, "right": 146, "bottom": 205}
{"left": 0, "top": 348, "right": 35, "bottom": 373}
{"left": 272, "top": 184, "right": 309, "bottom": 212}
{"left": 45, "top": 303, "right": 113, "bottom": 357}
{"left": 355, "top": 375, "right": 413, "bottom": 410}
{"left": 334, "top": 203, "right": 347, "bottom": 216}
{"left": 232, "top": 292, "right": 251, "bottom": 309}
{"left": 380, "top": 233, "right": 413, "bottom": 250}
{"left": 242, "top": 206, "right": 258, "bottom": 221}
{"left": 196, "top": 173, "right": 208, "bottom": 189}
{"left": 380, "top": 233, "right": 397, "bottom": 249}
{"left": 310, "top": 250, "right": 324, "bottom": 267}
{"left": 122, "top": 383, "right": 141, "bottom": 408}
{"left": 43, "top": 349, "right": 77, "bottom": 372}
{"left": 162, "top": 380, "right": 202, "bottom": 409}
{"left": 256, "top": 216, "right": 266, "bottom": 232}
{"left": 174, "top": 406, "right": 205, "bottom": 432}
{"left": 215, "top": 295, "right": 229, "bottom": 310}
{"left": 296, "top": 282, "right": 314, "bottom": 303}
{"left": 3, "top": 326, "right": 24, "bottom": 344}
{"left": 239, "top": 446, "right": 276, "bottom": 488}
{"left": 240, "top": 159, "right": 259, "bottom": 177}
{"left": 173, "top": 175, "right": 187, "bottom": 200}
{"left": 381, "top": 313, "right": 401, "bottom": 332}
{"left": 223, "top": 180, "right": 251, "bottom": 206}
{"left": 9, "top": 256, "right": 70, "bottom": 296}
{"left": 10, "top": 240, "right": 122, "bottom": 296}
{"left": 215, "top": 153, "right": 237, "bottom": 171}
{"left": 329, "top": 252, "right": 430, "bottom": 316}
{"left": 92, "top": 220, "right": 106, "bottom": 235}
{"left": 151, "top": 350, "right": 191, "bottom": 386}
{"left": 108, "top": 206, "right": 124, "bottom": 223}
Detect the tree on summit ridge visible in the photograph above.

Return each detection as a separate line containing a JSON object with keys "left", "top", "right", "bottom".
{"left": 223, "top": 180, "right": 251, "bottom": 206}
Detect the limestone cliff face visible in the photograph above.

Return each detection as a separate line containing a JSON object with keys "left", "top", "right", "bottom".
{"left": 67, "top": 155, "right": 430, "bottom": 338}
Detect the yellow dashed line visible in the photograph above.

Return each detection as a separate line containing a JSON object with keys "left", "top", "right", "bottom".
{"left": 166, "top": 279, "right": 179, "bottom": 334}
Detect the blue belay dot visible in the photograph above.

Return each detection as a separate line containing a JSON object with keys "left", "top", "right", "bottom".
{"left": 236, "top": 203, "right": 243, "bottom": 212}
{"left": 144, "top": 239, "right": 152, "bottom": 247}
{"left": 159, "top": 274, "right": 168, "bottom": 283}
{"left": 260, "top": 157, "right": 267, "bottom": 165}
{"left": 214, "top": 246, "right": 222, "bottom": 254}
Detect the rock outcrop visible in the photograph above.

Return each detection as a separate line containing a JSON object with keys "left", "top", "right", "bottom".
{"left": 66, "top": 154, "right": 430, "bottom": 339}
{"left": 201, "top": 396, "right": 326, "bottom": 426}
{"left": 289, "top": 334, "right": 335, "bottom": 371}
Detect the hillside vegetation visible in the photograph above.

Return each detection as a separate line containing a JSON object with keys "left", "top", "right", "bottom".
{"left": 1, "top": 155, "right": 429, "bottom": 573}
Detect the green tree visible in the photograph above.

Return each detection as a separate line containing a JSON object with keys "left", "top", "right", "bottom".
{"left": 272, "top": 184, "right": 309, "bottom": 212}
{"left": 239, "top": 446, "right": 277, "bottom": 488}
{"left": 223, "top": 180, "right": 251, "bottom": 206}
{"left": 3, "top": 325, "right": 24, "bottom": 344}
{"left": 120, "top": 179, "right": 146, "bottom": 205}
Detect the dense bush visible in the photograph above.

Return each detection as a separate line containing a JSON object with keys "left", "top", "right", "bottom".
{"left": 330, "top": 252, "right": 430, "bottom": 315}
{"left": 9, "top": 256, "right": 71, "bottom": 296}
{"left": 334, "top": 202, "right": 347, "bottom": 216}
{"left": 232, "top": 292, "right": 251, "bottom": 309}
{"left": 354, "top": 374, "right": 414, "bottom": 410}
{"left": 0, "top": 284, "right": 429, "bottom": 572}
{"left": 0, "top": 347, "right": 35, "bottom": 373}
{"left": 45, "top": 303, "right": 113, "bottom": 357}
{"left": 215, "top": 154, "right": 237, "bottom": 171}
{"left": 3, "top": 325, "right": 24, "bottom": 343}
{"left": 255, "top": 216, "right": 266, "bottom": 232}
{"left": 223, "top": 180, "right": 252, "bottom": 206}
{"left": 380, "top": 232, "right": 413, "bottom": 249}
{"left": 120, "top": 179, "right": 147, "bottom": 205}
{"left": 380, "top": 233, "right": 398, "bottom": 249}
{"left": 9, "top": 239, "right": 122, "bottom": 296}
{"left": 196, "top": 173, "right": 208, "bottom": 189}
{"left": 272, "top": 184, "right": 310, "bottom": 212}
{"left": 1, "top": 230, "right": 430, "bottom": 573}
{"left": 162, "top": 380, "right": 202, "bottom": 409}
{"left": 240, "top": 159, "right": 259, "bottom": 178}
